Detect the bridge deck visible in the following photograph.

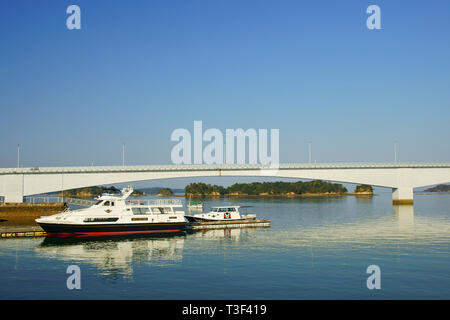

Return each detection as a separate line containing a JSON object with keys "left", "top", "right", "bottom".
{"left": 1, "top": 162, "right": 450, "bottom": 175}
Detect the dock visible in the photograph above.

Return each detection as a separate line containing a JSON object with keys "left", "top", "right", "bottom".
{"left": 0, "top": 227, "right": 46, "bottom": 238}
{"left": 0, "top": 220, "right": 271, "bottom": 238}
{"left": 187, "top": 219, "right": 271, "bottom": 230}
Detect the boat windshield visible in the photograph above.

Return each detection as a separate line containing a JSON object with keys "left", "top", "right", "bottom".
{"left": 95, "top": 200, "right": 103, "bottom": 205}
{"left": 212, "top": 207, "right": 236, "bottom": 212}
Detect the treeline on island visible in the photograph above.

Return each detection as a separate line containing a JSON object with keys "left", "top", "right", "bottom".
{"left": 59, "top": 186, "right": 145, "bottom": 198}
{"left": 185, "top": 181, "right": 372, "bottom": 198}
{"left": 423, "top": 184, "right": 450, "bottom": 192}
{"left": 354, "top": 184, "right": 373, "bottom": 194}
{"left": 156, "top": 188, "right": 174, "bottom": 196}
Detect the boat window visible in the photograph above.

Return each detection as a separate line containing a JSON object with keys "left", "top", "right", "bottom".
{"left": 84, "top": 217, "right": 119, "bottom": 223}
{"left": 103, "top": 201, "right": 110, "bottom": 206}
{"left": 228, "top": 207, "right": 236, "bottom": 212}
{"left": 132, "top": 207, "right": 150, "bottom": 215}
{"left": 212, "top": 208, "right": 219, "bottom": 212}
{"left": 219, "top": 208, "right": 227, "bottom": 212}
{"left": 111, "top": 202, "right": 115, "bottom": 207}
{"left": 151, "top": 207, "right": 172, "bottom": 214}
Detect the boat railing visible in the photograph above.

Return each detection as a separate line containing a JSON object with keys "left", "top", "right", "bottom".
{"left": 126, "top": 199, "right": 183, "bottom": 207}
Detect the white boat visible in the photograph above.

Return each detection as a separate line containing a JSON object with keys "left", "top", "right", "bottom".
{"left": 185, "top": 206, "right": 256, "bottom": 223}
{"left": 35, "top": 187, "right": 186, "bottom": 237}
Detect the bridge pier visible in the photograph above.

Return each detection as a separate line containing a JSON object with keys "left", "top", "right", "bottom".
{"left": 392, "top": 187, "right": 414, "bottom": 205}
{"left": 3, "top": 195, "right": 24, "bottom": 203}
{"left": 1, "top": 174, "right": 24, "bottom": 203}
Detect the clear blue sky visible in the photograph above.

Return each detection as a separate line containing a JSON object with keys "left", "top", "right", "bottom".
{"left": 1, "top": 0, "right": 449, "bottom": 174}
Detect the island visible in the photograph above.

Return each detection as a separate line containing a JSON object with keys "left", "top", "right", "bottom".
{"left": 185, "top": 181, "right": 350, "bottom": 198}
{"left": 58, "top": 186, "right": 146, "bottom": 198}
{"left": 354, "top": 184, "right": 374, "bottom": 195}
{"left": 422, "top": 184, "right": 450, "bottom": 193}
{"left": 156, "top": 188, "right": 174, "bottom": 196}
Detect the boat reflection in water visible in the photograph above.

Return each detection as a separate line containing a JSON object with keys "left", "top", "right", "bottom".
{"left": 186, "top": 226, "right": 267, "bottom": 243}
{"left": 34, "top": 225, "right": 269, "bottom": 278}
{"left": 35, "top": 233, "right": 186, "bottom": 278}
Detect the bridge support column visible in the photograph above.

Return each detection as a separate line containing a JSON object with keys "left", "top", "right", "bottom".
{"left": 1, "top": 174, "right": 24, "bottom": 203}
{"left": 392, "top": 187, "right": 413, "bottom": 205}
{"left": 3, "top": 195, "right": 24, "bottom": 203}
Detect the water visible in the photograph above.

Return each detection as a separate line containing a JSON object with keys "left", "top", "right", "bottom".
{"left": 0, "top": 193, "right": 449, "bottom": 299}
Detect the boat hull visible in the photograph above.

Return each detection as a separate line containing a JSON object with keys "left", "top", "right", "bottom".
{"left": 37, "top": 221, "right": 187, "bottom": 237}
{"left": 185, "top": 216, "right": 248, "bottom": 223}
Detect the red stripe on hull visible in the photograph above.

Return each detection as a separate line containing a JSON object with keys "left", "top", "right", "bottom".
{"left": 45, "top": 229, "right": 182, "bottom": 238}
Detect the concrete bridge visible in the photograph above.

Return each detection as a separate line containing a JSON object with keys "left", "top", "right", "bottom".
{"left": 1, "top": 163, "right": 450, "bottom": 205}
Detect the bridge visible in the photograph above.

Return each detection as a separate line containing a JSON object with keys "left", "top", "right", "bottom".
{"left": 1, "top": 162, "right": 450, "bottom": 205}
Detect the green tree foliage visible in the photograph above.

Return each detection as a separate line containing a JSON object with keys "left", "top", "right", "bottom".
{"left": 62, "top": 186, "right": 145, "bottom": 197}
{"left": 157, "top": 188, "right": 173, "bottom": 196}
{"left": 185, "top": 180, "right": 347, "bottom": 197}
{"left": 185, "top": 183, "right": 226, "bottom": 197}
{"left": 423, "top": 184, "right": 450, "bottom": 192}
{"left": 354, "top": 184, "right": 373, "bottom": 193}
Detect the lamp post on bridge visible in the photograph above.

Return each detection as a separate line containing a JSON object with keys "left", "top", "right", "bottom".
{"left": 122, "top": 143, "right": 125, "bottom": 167}
{"left": 17, "top": 144, "right": 20, "bottom": 168}
{"left": 308, "top": 142, "right": 312, "bottom": 164}
{"left": 394, "top": 142, "right": 398, "bottom": 163}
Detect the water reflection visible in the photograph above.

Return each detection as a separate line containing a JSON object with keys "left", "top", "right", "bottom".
{"left": 393, "top": 205, "right": 414, "bottom": 230}
{"left": 187, "top": 227, "right": 265, "bottom": 241}
{"left": 35, "top": 234, "right": 186, "bottom": 278}
{"left": 33, "top": 227, "right": 268, "bottom": 278}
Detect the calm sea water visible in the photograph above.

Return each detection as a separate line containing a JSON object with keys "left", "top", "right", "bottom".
{"left": 0, "top": 192, "right": 449, "bottom": 299}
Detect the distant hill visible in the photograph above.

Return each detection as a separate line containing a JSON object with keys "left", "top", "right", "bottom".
{"left": 423, "top": 184, "right": 450, "bottom": 192}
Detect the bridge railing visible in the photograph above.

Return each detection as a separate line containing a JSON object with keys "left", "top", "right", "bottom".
{"left": 125, "top": 199, "right": 183, "bottom": 207}
{"left": 64, "top": 197, "right": 97, "bottom": 207}
{"left": 24, "top": 196, "right": 63, "bottom": 203}
{"left": 23, "top": 196, "right": 183, "bottom": 207}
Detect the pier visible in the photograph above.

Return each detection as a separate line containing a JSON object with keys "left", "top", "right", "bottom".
{"left": 187, "top": 219, "right": 271, "bottom": 230}
{"left": 0, "top": 226, "right": 46, "bottom": 238}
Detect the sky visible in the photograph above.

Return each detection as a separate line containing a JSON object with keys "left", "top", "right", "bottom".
{"left": 1, "top": 0, "right": 449, "bottom": 188}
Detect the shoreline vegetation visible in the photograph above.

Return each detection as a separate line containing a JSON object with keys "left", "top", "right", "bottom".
{"left": 46, "top": 183, "right": 450, "bottom": 200}
{"left": 57, "top": 186, "right": 146, "bottom": 198}
{"left": 185, "top": 181, "right": 374, "bottom": 198}
{"left": 421, "top": 184, "right": 450, "bottom": 193}
{"left": 52, "top": 182, "right": 376, "bottom": 199}
{"left": 156, "top": 188, "right": 174, "bottom": 196}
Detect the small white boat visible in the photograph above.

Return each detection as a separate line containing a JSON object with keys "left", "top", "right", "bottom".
{"left": 36, "top": 187, "right": 186, "bottom": 237}
{"left": 187, "top": 201, "right": 203, "bottom": 210}
{"left": 185, "top": 206, "right": 256, "bottom": 223}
